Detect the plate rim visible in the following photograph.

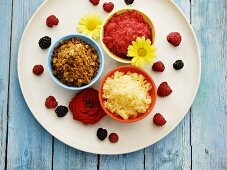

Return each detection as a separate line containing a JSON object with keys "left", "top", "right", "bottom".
{"left": 17, "top": 0, "right": 201, "bottom": 155}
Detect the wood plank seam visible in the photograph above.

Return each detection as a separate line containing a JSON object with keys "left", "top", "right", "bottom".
{"left": 97, "top": 154, "right": 100, "bottom": 170}
{"left": 190, "top": 0, "right": 192, "bottom": 24}
{"left": 189, "top": 1, "right": 193, "bottom": 169}
{"left": 190, "top": 109, "right": 192, "bottom": 170}
{"left": 143, "top": 149, "right": 145, "bottom": 170}
{"left": 4, "top": 0, "right": 13, "bottom": 170}
{"left": 52, "top": 137, "right": 54, "bottom": 170}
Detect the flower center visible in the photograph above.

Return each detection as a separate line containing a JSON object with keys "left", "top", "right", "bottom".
{"left": 87, "top": 22, "right": 96, "bottom": 31}
{"left": 138, "top": 48, "right": 147, "bottom": 57}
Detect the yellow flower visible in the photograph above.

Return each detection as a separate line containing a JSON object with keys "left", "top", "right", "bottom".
{"left": 77, "top": 14, "right": 102, "bottom": 40}
{"left": 127, "top": 36, "right": 157, "bottom": 68}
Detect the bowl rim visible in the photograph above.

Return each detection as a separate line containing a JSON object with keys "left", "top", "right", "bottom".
{"left": 100, "top": 7, "right": 156, "bottom": 64}
{"left": 47, "top": 33, "right": 104, "bottom": 91}
{"left": 98, "top": 65, "right": 157, "bottom": 123}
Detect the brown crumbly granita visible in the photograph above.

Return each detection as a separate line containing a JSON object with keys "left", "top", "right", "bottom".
{"left": 51, "top": 38, "right": 100, "bottom": 87}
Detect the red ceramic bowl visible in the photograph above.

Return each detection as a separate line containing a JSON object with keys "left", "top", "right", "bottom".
{"left": 99, "top": 65, "right": 157, "bottom": 123}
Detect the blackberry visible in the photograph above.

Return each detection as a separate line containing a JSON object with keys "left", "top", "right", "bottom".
{"left": 39, "top": 36, "right": 51, "bottom": 49}
{"left": 55, "top": 105, "right": 68, "bottom": 117}
{"left": 97, "top": 128, "right": 108, "bottom": 141}
{"left": 124, "top": 0, "right": 134, "bottom": 5}
{"left": 173, "top": 60, "right": 184, "bottom": 70}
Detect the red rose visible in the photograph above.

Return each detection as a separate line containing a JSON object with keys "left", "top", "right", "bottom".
{"left": 69, "top": 88, "right": 106, "bottom": 125}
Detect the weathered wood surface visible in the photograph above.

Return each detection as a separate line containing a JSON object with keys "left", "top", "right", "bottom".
{"left": 191, "top": 0, "right": 227, "bottom": 169}
{"left": 0, "top": 0, "right": 226, "bottom": 169}
{"left": 53, "top": 139, "right": 98, "bottom": 170}
{"left": 6, "top": 0, "right": 52, "bottom": 170}
{"left": 0, "top": 0, "right": 12, "bottom": 169}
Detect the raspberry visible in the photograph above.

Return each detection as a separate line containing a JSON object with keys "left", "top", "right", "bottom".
{"left": 89, "top": 0, "right": 100, "bottom": 6}
{"left": 103, "top": 2, "right": 114, "bottom": 13}
{"left": 97, "top": 128, "right": 108, "bottom": 141}
{"left": 39, "top": 36, "right": 51, "bottom": 49}
{"left": 46, "top": 15, "right": 59, "bottom": 28}
{"left": 55, "top": 105, "right": 68, "bottom": 117}
{"left": 153, "top": 113, "right": 167, "bottom": 126}
{"left": 152, "top": 61, "right": 165, "bottom": 72}
{"left": 33, "top": 65, "right": 44, "bottom": 75}
{"left": 157, "top": 82, "right": 172, "bottom": 97}
{"left": 124, "top": 0, "right": 134, "bottom": 5}
{"left": 45, "top": 96, "right": 58, "bottom": 109}
{"left": 167, "top": 32, "right": 182, "bottom": 47}
{"left": 173, "top": 60, "right": 184, "bottom": 70}
{"left": 109, "top": 133, "right": 119, "bottom": 143}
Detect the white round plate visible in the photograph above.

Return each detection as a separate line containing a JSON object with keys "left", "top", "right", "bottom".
{"left": 18, "top": 0, "right": 200, "bottom": 154}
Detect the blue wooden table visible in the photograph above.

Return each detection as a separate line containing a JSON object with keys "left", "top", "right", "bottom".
{"left": 0, "top": 0, "right": 226, "bottom": 169}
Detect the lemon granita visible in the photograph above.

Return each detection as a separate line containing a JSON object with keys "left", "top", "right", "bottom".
{"left": 102, "top": 71, "right": 152, "bottom": 120}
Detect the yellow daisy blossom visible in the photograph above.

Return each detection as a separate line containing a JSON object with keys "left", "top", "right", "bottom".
{"left": 127, "top": 36, "right": 157, "bottom": 68}
{"left": 77, "top": 14, "right": 102, "bottom": 40}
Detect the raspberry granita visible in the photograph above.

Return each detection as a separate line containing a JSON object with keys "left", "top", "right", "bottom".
{"left": 103, "top": 10, "right": 153, "bottom": 58}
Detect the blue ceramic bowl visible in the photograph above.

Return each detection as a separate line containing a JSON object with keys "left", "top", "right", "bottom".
{"left": 47, "top": 34, "right": 104, "bottom": 90}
